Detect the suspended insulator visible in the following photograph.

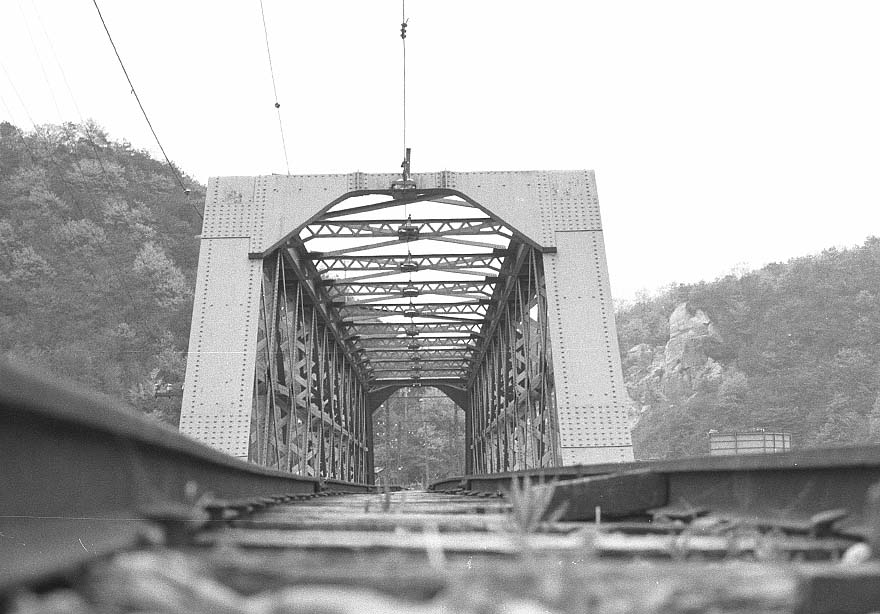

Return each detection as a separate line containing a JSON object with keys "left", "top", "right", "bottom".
{"left": 397, "top": 215, "right": 420, "bottom": 241}
{"left": 406, "top": 326, "right": 420, "bottom": 337}
{"left": 399, "top": 254, "right": 419, "bottom": 273}
{"left": 411, "top": 374, "right": 421, "bottom": 381}
{"left": 411, "top": 355, "right": 421, "bottom": 362}
{"left": 403, "top": 307, "right": 420, "bottom": 318}
{"left": 402, "top": 284, "right": 419, "bottom": 298}
{"left": 411, "top": 365, "right": 421, "bottom": 372}
{"left": 408, "top": 343, "right": 420, "bottom": 351}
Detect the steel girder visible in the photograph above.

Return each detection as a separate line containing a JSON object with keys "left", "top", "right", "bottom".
{"left": 251, "top": 251, "right": 370, "bottom": 481}
{"left": 466, "top": 248, "right": 559, "bottom": 473}
{"left": 247, "top": 187, "right": 561, "bottom": 476}
{"left": 180, "top": 171, "right": 634, "bottom": 481}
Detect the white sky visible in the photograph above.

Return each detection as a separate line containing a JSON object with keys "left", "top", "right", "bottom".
{"left": 1, "top": 1, "right": 879, "bottom": 301}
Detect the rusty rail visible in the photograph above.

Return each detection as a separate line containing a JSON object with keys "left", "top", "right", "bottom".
{"left": 0, "top": 361, "right": 372, "bottom": 590}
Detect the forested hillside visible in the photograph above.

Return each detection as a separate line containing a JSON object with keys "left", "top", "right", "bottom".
{"left": 616, "top": 238, "right": 880, "bottom": 459}
{"left": 0, "top": 121, "right": 202, "bottom": 422}
{"left": 6, "top": 122, "right": 880, "bottom": 467}
{"left": 372, "top": 388, "right": 466, "bottom": 486}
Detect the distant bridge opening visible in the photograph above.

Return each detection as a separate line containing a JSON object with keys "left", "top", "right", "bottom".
{"left": 180, "top": 172, "right": 633, "bottom": 483}
{"left": 372, "top": 387, "right": 465, "bottom": 487}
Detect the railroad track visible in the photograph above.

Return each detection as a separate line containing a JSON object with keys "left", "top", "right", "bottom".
{"left": 4, "top": 361, "right": 880, "bottom": 613}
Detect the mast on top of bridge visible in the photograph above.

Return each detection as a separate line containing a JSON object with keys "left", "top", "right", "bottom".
{"left": 179, "top": 169, "right": 633, "bottom": 483}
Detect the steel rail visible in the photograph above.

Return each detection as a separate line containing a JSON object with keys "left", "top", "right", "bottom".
{"left": 0, "top": 361, "right": 372, "bottom": 590}
{"left": 430, "top": 446, "right": 880, "bottom": 531}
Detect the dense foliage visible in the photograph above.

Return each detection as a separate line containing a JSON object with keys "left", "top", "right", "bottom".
{"left": 0, "top": 121, "right": 202, "bottom": 423}
{"left": 372, "top": 387, "right": 466, "bottom": 487}
{"left": 617, "top": 238, "right": 880, "bottom": 458}
{"left": 7, "top": 122, "right": 879, "bottom": 468}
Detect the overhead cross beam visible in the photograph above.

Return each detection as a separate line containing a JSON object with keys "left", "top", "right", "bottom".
{"left": 181, "top": 171, "right": 635, "bottom": 483}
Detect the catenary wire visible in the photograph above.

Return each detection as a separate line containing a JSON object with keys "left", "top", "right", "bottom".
{"left": 0, "top": 57, "right": 195, "bottom": 345}
{"left": 16, "top": 0, "right": 64, "bottom": 122}
{"left": 0, "top": 68, "right": 156, "bottom": 340}
{"left": 17, "top": 1, "right": 115, "bottom": 210}
{"left": 31, "top": 0, "right": 202, "bottom": 221}
{"left": 401, "top": 0, "right": 408, "bottom": 156}
{"left": 91, "top": 0, "right": 191, "bottom": 198}
{"left": 259, "top": 0, "right": 291, "bottom": 175}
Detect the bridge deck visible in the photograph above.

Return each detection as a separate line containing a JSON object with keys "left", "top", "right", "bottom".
{"left": 9, "top": 489, "right": 870, "bottom": 613}
{"left": 5, "top": 364, "right": 880, "bottom": 613}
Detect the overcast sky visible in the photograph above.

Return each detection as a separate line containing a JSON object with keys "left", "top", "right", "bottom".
{"left": 1, "top": 1, "right": 878, "bottom": 301}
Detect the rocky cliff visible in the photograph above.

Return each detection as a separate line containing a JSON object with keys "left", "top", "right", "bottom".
{"left": 624, "top": 302, "right": 726, "bottom": 414}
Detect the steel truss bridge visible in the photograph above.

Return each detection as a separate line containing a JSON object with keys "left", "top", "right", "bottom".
{"left": 179, "top": 170, "right": 633, "bottom": 482}
{"left": 4, "top": 172, "right": 880, "bottom": 609}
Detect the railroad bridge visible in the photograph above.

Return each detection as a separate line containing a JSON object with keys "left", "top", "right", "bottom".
{"left": 6, "top": 171, "right": 880, "bottom": 612}
{"left": 179, "top": 170, "right": 633, "bottom": 481}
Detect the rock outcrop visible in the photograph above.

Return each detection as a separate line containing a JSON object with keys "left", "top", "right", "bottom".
{"left": 663, "top": 303, "right": 724, "bottom": 399}
{"left": 623, "top": 302, "right": 724, "bottom": 413}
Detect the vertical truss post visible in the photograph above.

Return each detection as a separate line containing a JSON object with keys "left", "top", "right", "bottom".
{"left": 181, "top": 171, "right": 631, "bottom": 478}
{"left": 248, "top": 249, "right": 373, "bottom": 482}
{"left": 467, "top": 246, "right": 559, "bottom": 473}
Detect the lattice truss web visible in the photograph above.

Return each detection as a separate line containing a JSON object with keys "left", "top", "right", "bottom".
{"left": 252, "top": 189, "right": 558, "bottom": 478}
{"left": 311, "top": 193, "right": 511, "bottom": 384}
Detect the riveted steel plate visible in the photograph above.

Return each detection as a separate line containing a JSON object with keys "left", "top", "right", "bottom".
{"left": 536, "top": 170, "right": 602, "bottom": 244}
{"left": 448, "top": 171, "right": 544, "bottom": 245}
{"left": 201, "top": 177, "right": 257, "bottom": 239}
{"left": 254, "top": 174, "right": 356, "bottom": 253}
{"left": 180, "top": 237, "right": 261, "bottom": 458}
{"left": 543, "top": 231, "right": 633, "bottom": 461}
{"left": 561, "top": 446, "right": 634, "bottom": 465}
{"left": 187, "top": 170, "right": 631, "bottom": 467}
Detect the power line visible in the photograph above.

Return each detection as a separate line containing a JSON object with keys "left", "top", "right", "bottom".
{"left": 32, "top": 0, "right": 202, "bottom": 222}
{"left": 91, "top": 0, "right": 192, "bottom": 200}
{"left": 0, "top": 61, "right": 38, "bottom": 128}
{"left": 17, "top": 1, "right": 112, "bottom": 210}
{"left": 29, "top": 0, "right": 84, "bottom": 120}
{"left": 17, "top": 0, "right": 64, "bottom": 122}
{"left": 259, "top": 0, "right": 291, "bottom": 175}
{"left": 0, "top": 72, "right": 155, "bottom": 339}
{"left": 30, "top": 0, "right": 111, "bottom": 182}
{"left": 400, "top": 0, "right": 409, "bottom": 156}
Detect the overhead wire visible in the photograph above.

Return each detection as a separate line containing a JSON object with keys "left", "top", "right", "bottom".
{"left": 259, "top": 0, "right": 291, "bottom": 175}
{"left": 91, "top": 0, "right": 192, "bottom": 200}
{"left": 28, "top": 0, "right": 113, "bottom": 190}
{"left": 399, "top": 3, "right": 411, "bottom": 217}
{"left": 0, "top": 85, "right": 39, "bottom": 167}
{"left": 401, "top": 0, "right": 408, "bottom": 156}
{"left": 16, "top": 0, "right": 64, "bottom": 122}
{"left": 2, "top": 7, "right": 200, "bottom": 343}
{"left": 28, "top": 0, "right": 84, "bottom": 120}
{"left": 0, "top": 65, "right": 158, "bottom": 341}
{"left": 17, "top": 2, "right": 113, "bottom": 214}
{"left": 1, "top": 61, "right": 38, "bottom": 129}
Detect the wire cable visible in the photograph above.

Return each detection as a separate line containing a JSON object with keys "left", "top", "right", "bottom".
{"left": 259, "top": 0, "right": 291, "bottom": 175}
{"left": 38, "top": 0, "right": 202, "bottom": 220}
{"left": 0, "top": 69, "right": 155, "bottom": 340}
{"left": 400, "top": 0, "right": 408, "bottom": 156}
{"left": 19, "top": 0, "right": 112, "bottom": 213}
{"left": 91, "top": 0, "right": 191, "bottom": 198}
{"left": 17, "top": 0, "right": 64, "bottom": 122}
{"left": 30, "top": 0, "right": 113, "bottom": 188}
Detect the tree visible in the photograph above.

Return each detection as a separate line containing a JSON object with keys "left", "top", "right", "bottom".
{"left": 618, "top": 236, "right": 880, "bottom": 455}
{"left": 0, "top": 121, "right": 202, "bottom": 424}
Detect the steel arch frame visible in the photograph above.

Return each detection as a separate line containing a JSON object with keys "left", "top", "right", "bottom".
{"left": 180, "top": 170, "right": 634, "bottom": 482}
